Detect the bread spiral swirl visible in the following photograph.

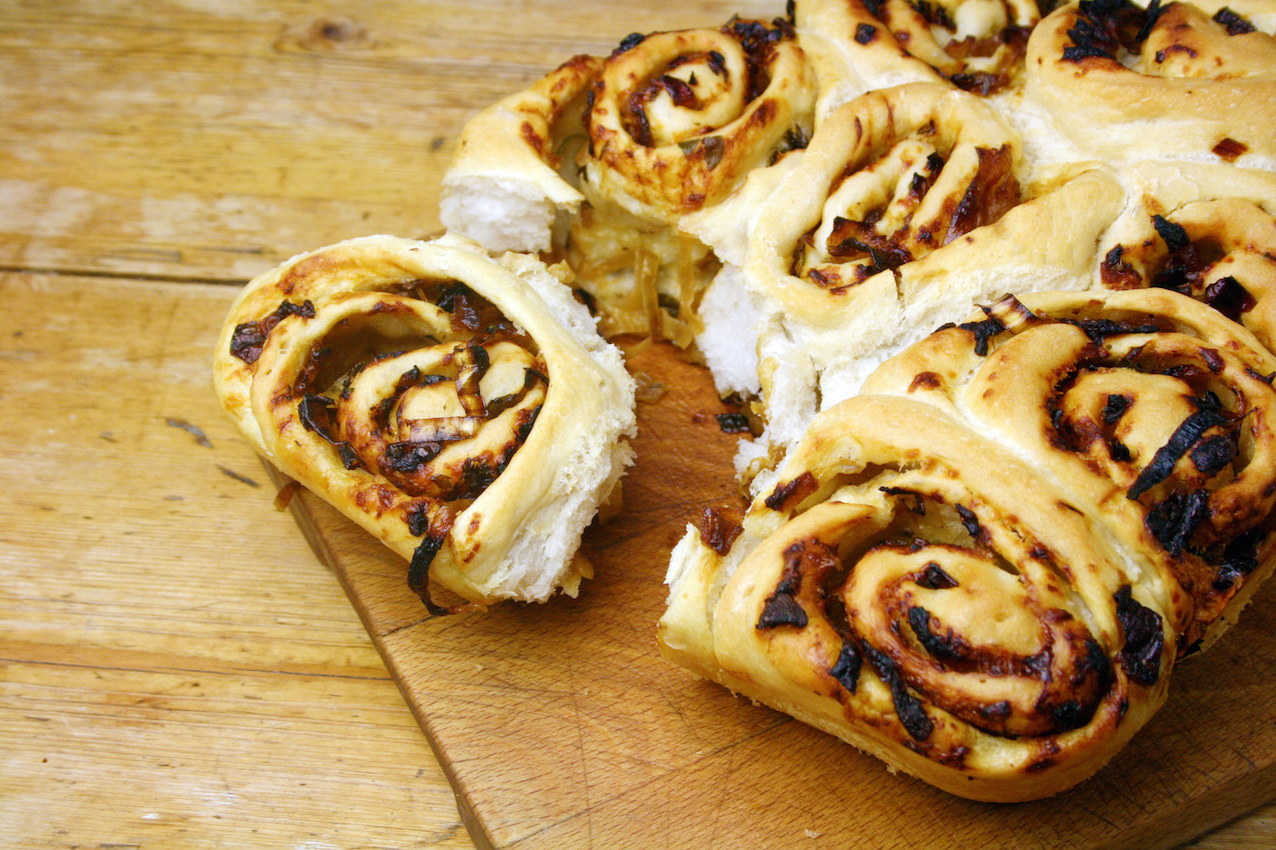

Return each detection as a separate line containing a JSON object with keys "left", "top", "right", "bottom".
{"left": 739, "top": 83, "right": 1125, "bottom": 459}
{"left": 1025, "top": 0, "right": 1276, "bottom": 166}
{"left": 582, "top": 17, "right": 815, "bottom": 220}
{"left": 862, "top": 288, "right": 1276, "bottom": 648}
{"left": 660, "top": 392, "right": 1167, "bottom": 801}
{"left": 752, "top": 82, "right": 1021, "bottom": 299}
{"left": 213, "top": 235, "right": 636, "bottom": 610}
{"left": 794, "top": 0, "right": 1041, "bottom": 120}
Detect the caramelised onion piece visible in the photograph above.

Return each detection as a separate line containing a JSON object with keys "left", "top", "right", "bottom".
{"left": 213, "top": 235, "right": 636, "bottom": 610}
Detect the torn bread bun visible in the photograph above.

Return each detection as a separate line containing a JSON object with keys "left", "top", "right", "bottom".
{"left": 739, "top": 83, "right": 1126, "bottom": 467}
{"left": 439, "top": 56, "right": 601, "bottom": 254}
{"left": 213, "top": 234, "right": 636, "bottom": 610}
{"left": 441, "top": 18, "right": 816, "bottom": 350}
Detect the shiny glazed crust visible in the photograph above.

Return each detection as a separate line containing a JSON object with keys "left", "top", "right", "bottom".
{"left": 213, "top": 235, "right": 636, "bottom": 608}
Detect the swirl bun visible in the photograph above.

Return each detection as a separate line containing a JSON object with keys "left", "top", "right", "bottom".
{"left": 794, "top": 0, "right": 1040, "bottom": 120}
{"left": 660, "top": 392, "right": 1166, "bottom": 801}
{"left": 1024, "top": 0, "right": 1276, "bottom": 167}
{"left": 213, "top": 235, "right": 636, "bottom": 610}
{"left": 739, "top": 83, "right": 1125, "bottom": 458}
{"left": 862, "top": 289, "right": 1276, "bottom": 648}
{"left": 442, "top": 18, "right": 815, "bottom": 350}
{"left": 583, "top": 18, "right": 815, "bottom": 219}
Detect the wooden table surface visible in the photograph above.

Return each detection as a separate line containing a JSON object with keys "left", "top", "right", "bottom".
{"left": 1, "top": 2, "right": 1272, "bottom": 847}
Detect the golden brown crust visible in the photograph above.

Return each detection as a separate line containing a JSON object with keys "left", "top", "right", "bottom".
{"left": 746, "top": 82, "right": 1023, "bottom": 324}
{"left": 440, "top": 56, "right": 603, "bottom": 253}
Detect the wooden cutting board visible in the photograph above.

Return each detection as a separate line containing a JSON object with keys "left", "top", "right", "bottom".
{"left": 280, "top": 341, "right": 1276, "bottom": 850}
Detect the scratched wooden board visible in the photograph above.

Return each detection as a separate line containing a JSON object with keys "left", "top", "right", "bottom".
{"left": 283, "top": 342, "right": 1276, "bottom": 850}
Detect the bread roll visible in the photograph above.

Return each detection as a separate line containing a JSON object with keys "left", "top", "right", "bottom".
{"left": 794, "top": 0, "right": 1041, "bottom": 121}
{"left": 661, "top": 393, "right": 1164, "bottom": 802}
{"left": 739, "top": 83, "right": 1125, "bottom": 470}
{"left": 863, "top": 288, "right": 1276, "bottom": 649}
{"left": 442, "top": 17, "right": 816, "bottom": 350}
{"left": 1025, "top": 0, "right": 1276, "bottom": 168}
{"left": 439, "top": 56, "right": 601, "bottom": 255}
{"left": 213, "top": 235, "right": 636, "bottom": 610}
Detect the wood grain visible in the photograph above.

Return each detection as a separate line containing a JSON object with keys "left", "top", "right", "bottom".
{"left": 0, "top": 0, "right": 779, "bottom": 282}
{"left": 0, "top": 274, "right": 472, "bottom": 848}
{"left": 0, "top": 1, "right": 1274, "bottom": 848}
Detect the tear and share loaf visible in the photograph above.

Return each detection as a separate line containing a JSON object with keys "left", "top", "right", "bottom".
{"left": 660, "top": 289, "right": 1276, "bottom": 801}
{"left": 213, "top": 235, "right": 636, "bottom": 610}
{"left": 425, "top": 0, "right": 1276, "bottom": 802}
